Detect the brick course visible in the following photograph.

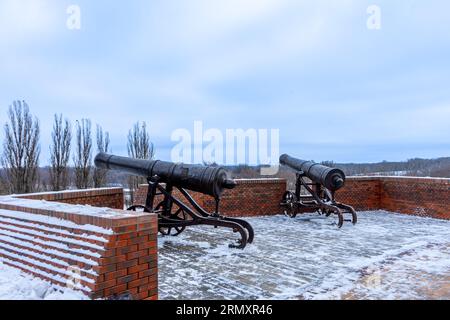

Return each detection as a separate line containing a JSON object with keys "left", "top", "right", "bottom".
{"left": 0, "top": 188, "right": 157, "bottom": 300}
{"left": 17, "top": 188, "right": 124, "bottom": 209}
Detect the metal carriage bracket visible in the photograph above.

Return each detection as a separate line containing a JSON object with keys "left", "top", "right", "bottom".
{"left": 128, "top": 176, "right": 254, "bottom": 249}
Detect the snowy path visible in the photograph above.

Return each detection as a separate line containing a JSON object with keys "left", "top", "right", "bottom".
{"left": 158, "top": 211, "right": 450, "bottom": 300}
{"left": 0, "top": 211, "right": 448, "bottom": 300}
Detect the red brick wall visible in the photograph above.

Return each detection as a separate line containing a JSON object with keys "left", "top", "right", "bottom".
{"left": 134, "top": 179, "right": 287, "bottom": 217}
{"left": 0, "top": 189, "right": 157, "bottom": 300}
{"left": 17, "top": 188, "right": 124, "bottom": 209}
{"left": 379, "top": 177, "right": 450, "bottom": 220}
{"left": 336, "top": 177, "right": 450, "bottom": 220}
{"left": 336, "top": 177, "right": 381, "bottom": 211}
{"left": 212, "top": 179, "right": 287, "bottom": 217}
{"left": 136, "top": 177, "right": 449, "bottom": 220}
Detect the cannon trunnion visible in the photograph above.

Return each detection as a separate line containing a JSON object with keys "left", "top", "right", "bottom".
{"left": 279, "top": 154, "right": 357, "bottom": 228}
{"left": 95, "top": 153, "right": 254, "bottom": 249}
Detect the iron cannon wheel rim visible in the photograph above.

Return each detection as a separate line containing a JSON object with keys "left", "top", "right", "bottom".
{"left": 282, "top": 191, "right": 297, "bottom": 218}
{"left": 158, "top": 207, "right": 188, "bottom": 236}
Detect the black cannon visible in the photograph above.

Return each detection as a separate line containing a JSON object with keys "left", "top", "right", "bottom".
{"left": 279, "top": 154, "right": 357, "bottom": 228}
{"left": 95, "top": 153, "right": 254, "bottom": 249}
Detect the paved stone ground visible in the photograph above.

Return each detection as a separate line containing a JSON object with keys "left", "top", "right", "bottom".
{"left": 158, "top": 211, "right": 450, "bottom": 300}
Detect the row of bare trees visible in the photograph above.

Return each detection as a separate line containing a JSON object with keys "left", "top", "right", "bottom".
{"left": 0, "top": 100, "right": 154, "bottom": 195}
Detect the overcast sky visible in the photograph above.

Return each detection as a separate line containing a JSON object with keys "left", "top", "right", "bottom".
{"left": 0, "top": 0, "right": 449, "bottom": 165}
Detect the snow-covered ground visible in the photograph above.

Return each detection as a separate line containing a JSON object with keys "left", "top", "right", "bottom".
{"left": 158, "top": 211, "right": 450, "bottom": 300}
{"left": 0, "top": 262, "right": 88, "bottom": 300}
{"left": 1, "top": 211, "right": 449, "bottom": 300}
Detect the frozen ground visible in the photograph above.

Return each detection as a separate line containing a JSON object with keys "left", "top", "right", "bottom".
{"left": 0, "top": 262, "right": 88, "bottom": 300}
{"left": 158, "top": 211, "right": 450, "bottom": 300}
{"left": 0, "top": 211, "right": 448, "bottom": 300}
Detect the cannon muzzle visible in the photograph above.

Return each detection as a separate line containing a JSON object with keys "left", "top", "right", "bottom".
{"left": 279, "top": 154, "right": 346, "bottom": 191}
{"left": 95, "top": 152, "right": 236, "bottom": 198}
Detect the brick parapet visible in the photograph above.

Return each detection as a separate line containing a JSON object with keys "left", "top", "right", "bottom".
{"left": 0, "top": 188, "right": 157, "bottom": 300}
{"left": 337, "top": 176, "right": 450, "bottom": 220}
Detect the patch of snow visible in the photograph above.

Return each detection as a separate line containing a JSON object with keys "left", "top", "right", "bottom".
{"left": 0, "top": 235, "right": 98, "bottom": 269}
{"left": 0, "top": 248, "right": 96, "bottom": 285}
{"left": 12, "top": 187, "right": 121, "bottom": 197}
{"left": 0, "top": 212, "right": 110, "bottom": 243}
{"left": 0, "top": 222, "right": 106, "bottom": 251}
{"left": 350, "top": 176, "right": 448, "bottom": 181}
{"left": 0, "top": 196, "right": 138, "bottom": 219}
{"left": 0, "top": 261, "right": 88, "bottom": 300}
{"left": 0, "top": 228, "right": 101, "bottom": 258}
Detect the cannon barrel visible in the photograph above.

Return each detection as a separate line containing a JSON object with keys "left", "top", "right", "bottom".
{"left": 279, "top": 154, "right": 345, "bottom": 191}
{"left": 95, "top": 153, "right": 236, "bottom": 198}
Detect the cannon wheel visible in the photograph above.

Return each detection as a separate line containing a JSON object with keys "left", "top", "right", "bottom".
{"left": 282, "top": 191, "right": 297, "bottom": 218}
{"left": 156, "top": 204, "right": 188, "bottom": 237}
{"left": 128, "top": 204, "right": 188, "bottom": 236}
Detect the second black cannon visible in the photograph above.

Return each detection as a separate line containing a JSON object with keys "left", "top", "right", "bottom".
{"left": 279, "top": 154, "right": 357, "bottom": 228}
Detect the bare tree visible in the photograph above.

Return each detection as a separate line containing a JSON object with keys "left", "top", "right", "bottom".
{"left": 127, "top": 122, "right": 154, "bottom": 160}
{"left": 127, "top": 122, "right": 154, "bottom": 200}
{"left": 49, "top": 114, "right": 72, "bottom": 191}
{"left": 1, "top": 101, "right": 40, "bottom": 194}
{"left": 92, "top": 124, "right": 110, "bottom": 188}
{"left": 0, "top": 170, "right": 8, "bottom": 195}
{"left": 73, "top": 119, "right": 92, "bottom": 189}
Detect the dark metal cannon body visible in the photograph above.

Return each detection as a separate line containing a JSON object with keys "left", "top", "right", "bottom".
{"left": 95, "top": 153, "right": 236, "bottom": 199}
{"left": 279, "top": 154, "right": 357, "bottom": 228}
{"left": 279, "top": 154, "right": 346, "bottom": 192}
{"left": 95, "top": 153, "right": 254, "bottom": 249}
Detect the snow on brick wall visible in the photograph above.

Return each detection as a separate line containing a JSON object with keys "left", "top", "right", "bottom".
{"left": 16, "top": 188, "right": 124, "bottom": 210}
{"left": 134, "top": 179, "right": 288, "bottom": 217}
{"left": 0, "top": 189, "right": 157, "bottom": 300}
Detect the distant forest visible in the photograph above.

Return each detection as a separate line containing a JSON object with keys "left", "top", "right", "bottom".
{"left": 226, "top": 157, "right": 450, "bottom": 189}
{"left": 233, "top": 157, "right": 450, "bottom": 178}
